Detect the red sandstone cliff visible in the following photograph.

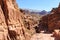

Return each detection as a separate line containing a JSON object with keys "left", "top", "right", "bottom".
{"left": 0, "top": 0, "right": 25, "bottom": 40}
{"left": 36, "top": 3, "right": 60, "bottom": 33}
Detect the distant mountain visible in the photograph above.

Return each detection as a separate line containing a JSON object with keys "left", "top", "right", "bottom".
{"left": 20, "top": 9, "right": 50, "bottom": 15}
{"left": 39, "top": 10, "right": 48, "bottom": 15}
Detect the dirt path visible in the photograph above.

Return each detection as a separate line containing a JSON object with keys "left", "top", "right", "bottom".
{"left": 30, "top": 33, "right": 55, "bottom": 40}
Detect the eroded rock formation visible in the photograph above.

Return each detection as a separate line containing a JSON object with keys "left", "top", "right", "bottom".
{"left": 48, "top": 3, "right": 60, "bottom": 31}
{"left": 35, "top": 3, "right": 60, "bottom": 33}
{"left": 0, "top": 3, "right": 8, "bottom": 40}
{"left": 0, "top": 0, "right": 25, "bottom": 40}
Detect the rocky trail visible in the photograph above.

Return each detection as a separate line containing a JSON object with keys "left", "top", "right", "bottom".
{"left": 30, "top": 32, "right": 54, "bottom": 40}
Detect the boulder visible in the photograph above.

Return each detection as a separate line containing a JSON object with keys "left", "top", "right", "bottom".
{"left": 52, "top": 29, "right": 60, "bottom": 40}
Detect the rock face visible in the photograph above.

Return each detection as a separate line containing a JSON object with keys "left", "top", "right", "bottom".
{"left": 48, "top": 4, "right": 60, "bottom": 31}
{"left": 35, "top": 3, "right": 60, "bottom": 33}
{"left": 0, "top": 3, "right": 8, "bottom": 40}
{"left": 0, "top": 0, "right": 25, "bottom": 40}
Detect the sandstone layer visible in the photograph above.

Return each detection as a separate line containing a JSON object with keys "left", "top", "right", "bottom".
{"left": 0, "top": 0, "right": 25, "bottom": 40}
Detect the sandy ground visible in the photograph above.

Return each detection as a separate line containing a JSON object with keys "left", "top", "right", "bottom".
{"left": 30, "top": 32, "right": 55, "bottom": 40}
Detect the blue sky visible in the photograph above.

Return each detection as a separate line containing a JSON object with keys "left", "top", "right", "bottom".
{"left": 16, "top": 0, "right": 60, "bottom": 11}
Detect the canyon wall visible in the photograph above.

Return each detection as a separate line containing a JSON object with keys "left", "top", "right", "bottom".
{"left": 0, "top": 0, "right": 25, "bottom": 40}
{"left": 37, "top": 3, "right": 60, "bottom": 32}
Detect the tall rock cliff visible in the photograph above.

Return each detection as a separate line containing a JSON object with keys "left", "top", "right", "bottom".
{"left": 37, "top": 3, "right": 60, "bottom": 32}
{"left": 0, "top": 2, "right": 8, "bottom": 40}
{"left": 48, "top": 3, "right": 60, "bottom": 31}
{"left": 0, "top": 0, "right": 25, "bottom": 40}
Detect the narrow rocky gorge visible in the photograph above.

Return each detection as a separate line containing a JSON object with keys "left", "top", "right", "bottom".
{"left": 0, "top": 0, "right": 60, "bottom": 40}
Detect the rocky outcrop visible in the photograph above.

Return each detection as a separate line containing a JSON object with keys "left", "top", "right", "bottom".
{"left": 52, "top": 29, "right": 60, "bottom": 40}
{"left": 48, "top": 3, "right": 60, "bottom": 31}
{"left": 0, "top": 3, "right": 8, "bottom": 40}
{"left": 0, "top": 0, "right": 25, "bottom": 40}
{"left": 35, "top": 3, "right": 60, "bottom": 33}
